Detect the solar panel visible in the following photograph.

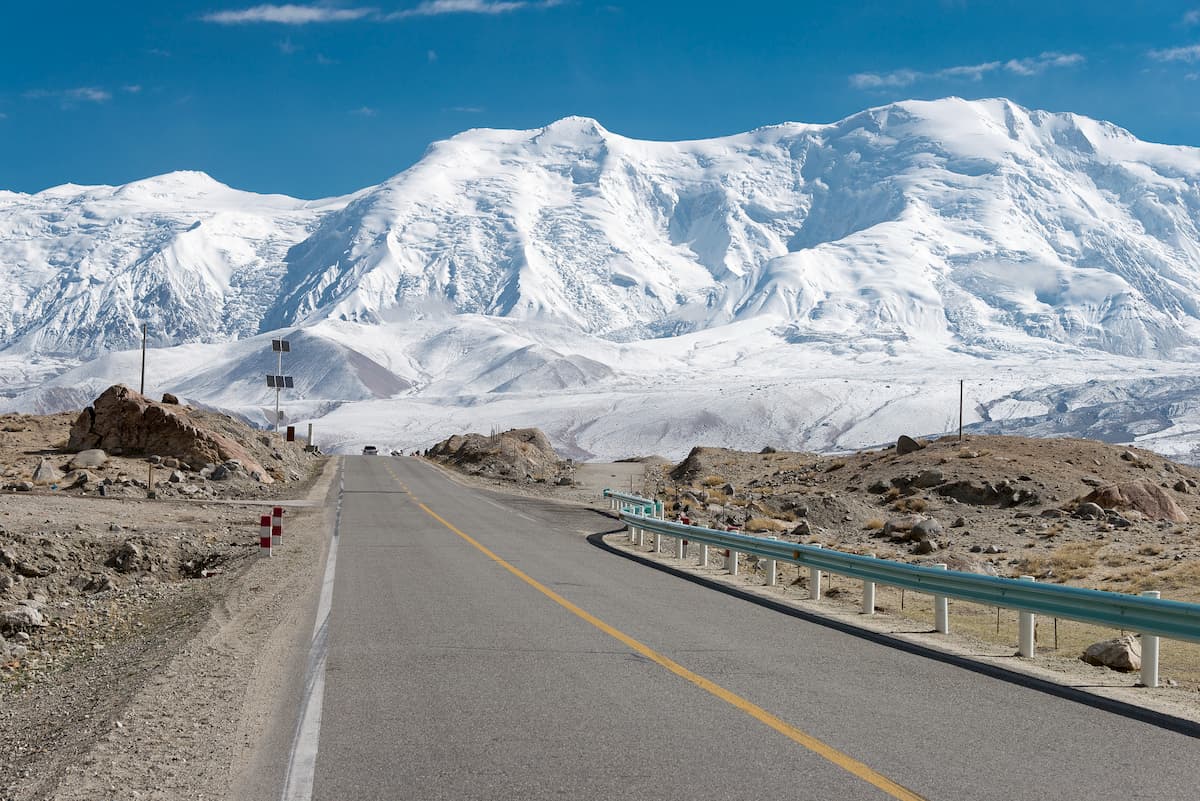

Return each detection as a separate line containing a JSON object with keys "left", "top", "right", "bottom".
{"left": 265, "top": 375, "right": 277, "bottom": 388}
{"left": 284, "top": 376, "right": 294, "bottom": 388}
{"left": 271, "top": 339, "right": 291, "bottom": 353}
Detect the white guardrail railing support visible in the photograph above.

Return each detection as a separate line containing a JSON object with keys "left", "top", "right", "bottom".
{"left": 933, "top": 563, "right": 949, "bottom": 634}
{"left": 809, "top": 544, "right": 823, "bottom": 600}
{"left": 609, "top": 501, "right": 1200, "bottom": 686}
{"left": 862, "top": 554, "right": 877, "bottom": 615}
{"left": 1141, "top": 590, "right": 1161, "bottom": 688}
{"left": 766, "top": 536, "right": 778, "bottom": 587}
{"left": 1018, "top": 576, "right": 1036, "bottom": 657}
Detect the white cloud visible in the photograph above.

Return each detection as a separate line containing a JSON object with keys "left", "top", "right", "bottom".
{"left": 203, "top": 4, "right": 375, "bottom": 24}
{"left": 1149, "top": 43, "right": 1200, "bottom": 63}
{"left": 449, "top": 105, "right": 485, "bottom": 112}
{"left": 427, "top": 49, "right": 438, "bottom": 62}
{"left": 122, "top": 85, "right": 143, "bottom": 94}
{"left": 386, "top": 0, "right": 561, "bottom": 19}
{"left": 1185, "top": 10, "right": 1200, "bottom": 25}
{"left": 851, "top": 51, "right": 1083, "bottom": 89}
{"left": 26, "top": 87, "right": 112, "bottom": 104}
{"left": 351, "top": 106, "right": 378, "bottom": 116}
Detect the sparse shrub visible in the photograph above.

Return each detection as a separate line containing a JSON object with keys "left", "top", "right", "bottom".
{"left": 884, "top": 487, "right": 901, "bottom": 501}
{"left": 864, "top": 518, "right": 885, "bottom": 530}
{"left": 746, "top": 517, "right": 788, "bottom": 532}
{"left": 825, "top": 461, "right": 846, "bottom": 472}
{"left": 702, "top": 475, "right": 725, "bottom": 487}
{"left": 1138, "top": 544, "right": 1163, "bottom": 556}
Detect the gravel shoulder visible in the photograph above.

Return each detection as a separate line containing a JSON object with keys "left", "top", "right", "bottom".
{"left": 0, "top": 457, "right": 339, "bottom": 801}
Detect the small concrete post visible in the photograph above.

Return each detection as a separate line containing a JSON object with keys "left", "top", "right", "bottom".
{"left": 809, "top": 544, "right": 823, "bottom": 600}
{"left": 862, "top": 554, "right": 877, "bottom": 615}
{"left": 655, "top": 531, "right": 663, "bottom": 554}
{"left": 307, "top": 422, "right": 313, "bottom": 448}
{"left": 766, "top": 536, "right": 778, "bottom": 587}
{"left": 675, "top": 536, "right": 685, "bottom": 559}
{"left": 638, "top": 527, "right": 646, "bottom": 548}
{"left": 700, "top": 544, "right": 709, "bottom": 568}
{"left": 933, "top": 563, "right": 949, "bottom": 634}
{"left": 271, "top": 506, "right": 283, "bottom": 550}
{"left": 1018, "top": 576, "right": 1036, "bottom": 657}
{"left": 1140, "top": 590, "right": 1161, "bottom": 688}
{"left": 728, "top": 549, "right": 739, "bottom": 576}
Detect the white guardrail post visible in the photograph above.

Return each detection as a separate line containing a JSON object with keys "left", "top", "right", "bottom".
{"left": 933, "top": 563, "right": 949, "bottom": 634}
{"left": 1018, "top": 576, "right": 1036, "bottom": 657}
{"left": 1141, "top": 590, "right": 1161, "bottom": 688}
{"left": 809, "top": 544, "right": 823, "bottom": 600}
{"left": 610, "top": 504, "right": 1200, "bottom": 677}
{"left": 862, "top": 554, "right": 876, "bottom": 615}
{"left": 766, "top": 536, "right": 778, "bottom": 586}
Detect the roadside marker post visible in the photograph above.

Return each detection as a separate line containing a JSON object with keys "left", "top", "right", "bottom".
{"left": 259, "top": 515, "right": 272, "bottom": 557}
{"left": 272, "top": 506, "right": 283, "bottom": 549}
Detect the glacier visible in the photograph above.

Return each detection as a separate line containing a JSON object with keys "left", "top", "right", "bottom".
{"left": 4, "top": 97, "right": 1200, "bottom": 461}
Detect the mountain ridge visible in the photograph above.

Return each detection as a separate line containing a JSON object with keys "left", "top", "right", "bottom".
{"left": 6, "top": 98, "right": 1200, "bottom": 459}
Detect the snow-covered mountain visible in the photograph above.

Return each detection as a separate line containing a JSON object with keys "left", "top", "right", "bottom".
{"left": 5, "top": 97, "right": 1200, "bottom": 459}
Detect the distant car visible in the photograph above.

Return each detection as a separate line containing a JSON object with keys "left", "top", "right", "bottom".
{"left": 362, "top": 445, "right": 378, "bottom": 455}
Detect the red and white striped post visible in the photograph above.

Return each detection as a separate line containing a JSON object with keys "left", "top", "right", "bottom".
{"left": 272, "top": 506, "right": 283, "bottom": 549}
{"left": 259, "top": 514, "right": 272, "bottom": 557}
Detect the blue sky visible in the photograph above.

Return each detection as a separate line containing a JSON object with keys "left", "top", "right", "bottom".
{"left": 2, "top": 1, "right": 1200, "bottom": 198}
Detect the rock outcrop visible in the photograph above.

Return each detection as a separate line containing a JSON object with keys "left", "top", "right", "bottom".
{"left": 427, "top": 428, "right": 569, "bottom": 483}
{"left": 1079, "top": 481, "right": 1188, "bottom": 523}
{"left": 67, "top": 385, "right": 272, "bottom": 483}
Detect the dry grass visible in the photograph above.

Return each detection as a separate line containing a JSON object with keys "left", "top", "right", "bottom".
{"left": 745, "top": 517, "right": 788, "bottom": 532}
{"left": 884, "top": 487, "right": 901, "bottom": 501}
{"left": 1018, "top": 542, "right": 1097, "bottom": 580}
{"left": 864, "top": 518, "right": 885, "bottom": 530}
{"left": 892, "top": 497, "right": 928, "bottom": 513}
{"left": 702, "top": 475, "right": 726, "bottom": 487}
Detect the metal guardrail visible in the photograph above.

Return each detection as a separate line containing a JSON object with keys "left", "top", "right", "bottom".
{"left": 615, "top": 508, "right": 1200, "bottom": 688}
{"left": 602, "top": 488, "right": 660, "bottom": 517}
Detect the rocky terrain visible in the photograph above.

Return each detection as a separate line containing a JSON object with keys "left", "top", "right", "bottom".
{"left": 425, "top": 428, "right": 575, "bottom": 486}
{"left": 0, "top": 392, "right": 329, "bottom": 799}
{"left": 653, "top": 434, "right": 1200, "bottom": 597}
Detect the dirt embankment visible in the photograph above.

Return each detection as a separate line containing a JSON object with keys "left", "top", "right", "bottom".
{"left": 0, "top": 391, "right": 332, "bottom": 801}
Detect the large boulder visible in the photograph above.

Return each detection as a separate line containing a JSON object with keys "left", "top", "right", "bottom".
{"left": 896, "top": 435, "right": 926, "bottom": 455}
{"left": 31, "top": 458, "right": 63, "bottom": 485}
{"left": 68, "top": 385, "right": 272, "bottom": 483}
{"left": 69, "top": 449, "right": 108, "bottom": 469}
{"left": 1080, "top": 481, "right": 1188, "bottom": 523}
{"left": 1082, "top": 635, "right": 1141, "bottom": 672}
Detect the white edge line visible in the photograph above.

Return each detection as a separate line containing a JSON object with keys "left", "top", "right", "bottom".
{"left": 281, "top": 461, "right": 343, "bottom": 801}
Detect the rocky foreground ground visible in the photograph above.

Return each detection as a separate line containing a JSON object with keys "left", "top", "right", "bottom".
{"left": 0, "top": 389, "right": 327, "bottom": 800}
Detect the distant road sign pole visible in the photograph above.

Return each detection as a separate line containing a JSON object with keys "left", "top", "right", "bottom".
{"left": 140, "top": 323, "right": 147, "bottom": 395}
{"left": 268, "top": 338, "right": 292, "bottom": 433}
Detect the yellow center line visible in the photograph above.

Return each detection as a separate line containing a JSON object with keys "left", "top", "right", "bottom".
{"left": 413, "top": 498, "right": 927, "bottom": 801}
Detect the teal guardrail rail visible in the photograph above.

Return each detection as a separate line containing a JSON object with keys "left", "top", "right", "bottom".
{"left": 616, "top": 508, "right": 1200, "bottom": 688}
{"left": 602, "top": 488, "right": 661, "bottom": 518}
{"left": 618, "top": 511, "right": 1200, "bottom": 642}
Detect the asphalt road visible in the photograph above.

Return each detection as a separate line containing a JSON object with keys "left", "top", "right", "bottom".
{"left": 295, "top": 456, "right": 1200, "bottom": 801}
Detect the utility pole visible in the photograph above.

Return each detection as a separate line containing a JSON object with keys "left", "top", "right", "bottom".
{"left": 140, "top": 323, "right": 147, "bottom": 395}
{"left": 958, "top": 379, "right": 964, "bottom": 442}
{"left": 267, "top": 339, "right": 293, "bottom": 433}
